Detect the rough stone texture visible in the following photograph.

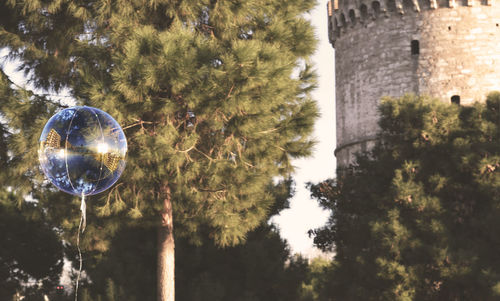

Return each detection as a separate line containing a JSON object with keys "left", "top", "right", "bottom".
{"left": 328, "top": 0, "right": 500, "bottom": 167}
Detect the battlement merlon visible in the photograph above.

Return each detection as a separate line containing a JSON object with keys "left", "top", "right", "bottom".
{"left": 327, "top": 0, "right": 495, "bottom": 47}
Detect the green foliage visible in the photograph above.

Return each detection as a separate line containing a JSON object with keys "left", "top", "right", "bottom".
{"left": 0, "top": 0, "right": 319, "bottom": 250}
{"left": 0, "top": 70, "right": 64, "bottom": 295}
{"left": 298, "top": 257, "right": 331, "bottom": 301}
{"left": 310, "top": 94, "right": 500, "bottom": 300}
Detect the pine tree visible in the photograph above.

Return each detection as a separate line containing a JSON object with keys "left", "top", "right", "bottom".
{"left": 310, "top": 94, "right": 500, "bottom": 300}
{"left": 0, "top": 1, "right": 319, "bottom": 300}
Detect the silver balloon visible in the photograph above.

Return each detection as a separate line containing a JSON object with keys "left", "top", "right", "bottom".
{"left": 39, "top": 106, "right": 127, "bottom": 196}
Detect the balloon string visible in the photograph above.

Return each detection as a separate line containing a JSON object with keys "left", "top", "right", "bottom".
{"left": 80, "top": 193, "right": 87, "bottom": 233}
{"left": 75, "top": 193, "right": 86, "bottom": 301}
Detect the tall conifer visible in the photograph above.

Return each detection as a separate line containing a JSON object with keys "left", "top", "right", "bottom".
{"left": 0, "top": 1, "right": 318, "bottom": 299}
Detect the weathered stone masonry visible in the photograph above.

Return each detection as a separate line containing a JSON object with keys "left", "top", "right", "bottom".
{"left": 328, "top": 0, "right": 500, "bottom": 167}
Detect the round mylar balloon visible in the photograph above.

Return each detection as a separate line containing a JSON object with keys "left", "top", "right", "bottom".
{"left": 38, "top": 106, "right": 127, "bottom": 196}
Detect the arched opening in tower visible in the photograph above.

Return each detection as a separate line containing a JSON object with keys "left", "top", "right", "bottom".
{"left": 451, "top": 95, "right": 461, "bottom": 105}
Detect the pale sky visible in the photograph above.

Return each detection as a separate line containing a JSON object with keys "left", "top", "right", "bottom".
{"left": 272, "top": 2, "right": 336, "bottom": 255}
{"left": 0, "top": 1, "right": 336, "bottom": 256}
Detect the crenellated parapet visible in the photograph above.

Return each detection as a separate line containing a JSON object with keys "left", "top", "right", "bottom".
{"left": 327, "top": 0, "right": 495, "bottom": 46}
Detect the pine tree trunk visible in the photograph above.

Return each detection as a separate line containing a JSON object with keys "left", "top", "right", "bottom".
{"left": 157, "top": 185, "right": 174, "bottom": 301}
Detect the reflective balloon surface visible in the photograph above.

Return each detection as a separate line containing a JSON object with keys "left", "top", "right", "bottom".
{"left": 39, "top": 106, "right": 127, "bottom": 196}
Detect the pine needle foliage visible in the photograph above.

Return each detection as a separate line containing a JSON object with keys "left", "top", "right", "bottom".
{"left": 0, "top": 0, "right": 318, "bottom": 269}
{"left": 310, "top": 94, "right": 500, "bottom": 300}
{"left": 0, "top": 67, "right": 65, "bottom": 298}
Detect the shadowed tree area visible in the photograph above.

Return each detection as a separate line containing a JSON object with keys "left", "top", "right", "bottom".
{"left": 76, "top": 179, "right": 323, "bottom": 301}
{"left": 310, "top": 93, "right": 500, "bottom": 300}
{"left": 77, "top": 224, "right": 310, "bottom": 301}
{"left": 0, "top": 69, "right": 64, "bottom": 299}
{"left": 0, "top": 194, "right": 64, "bottom": 298}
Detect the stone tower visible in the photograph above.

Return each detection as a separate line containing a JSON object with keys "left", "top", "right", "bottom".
{"left": 327, "top": 0, "right": 500, "bottom": 167}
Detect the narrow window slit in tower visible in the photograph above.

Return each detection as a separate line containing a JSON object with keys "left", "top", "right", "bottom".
{"left": 387, "top": 0, "right": 397, "bottom": 11}
{"left": 372, "top": 1, "right": 381, "bottom": 18}
{"left": 360, "top": 4, "right": 368, "bottom": 20}
{"left": 340, "top": 13, "right": 347, "bottom": 27}
{"left": 349, "top": 9, "right": 356, "bottom": 25}
{"left": 451, "top": 95, "right": 461, "bottom": 105}
{"left": 411, "top": 40, "right": 420, "bottom": 55}
{"left": 448, "top": 26, "right": 452, "bottom": 31}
